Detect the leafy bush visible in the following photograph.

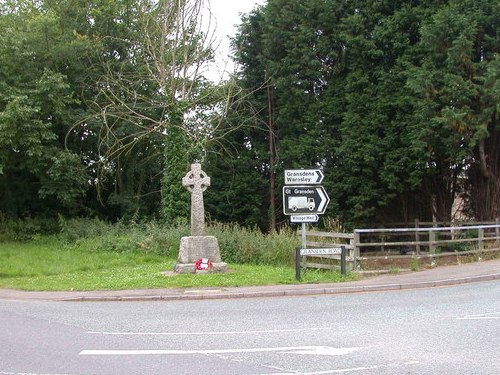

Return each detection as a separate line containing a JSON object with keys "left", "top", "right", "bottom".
{"left": 0, "top": 215, "right": 59, "bottom": 241}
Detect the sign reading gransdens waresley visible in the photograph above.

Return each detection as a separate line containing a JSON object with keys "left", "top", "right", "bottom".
{"left": 284, "top": 169, "right": 324, "bottom": 185}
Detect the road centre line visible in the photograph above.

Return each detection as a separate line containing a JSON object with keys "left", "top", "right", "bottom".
{"left": 87, "top": 327, "right": 330, "bottom": 336}
{"left": 457, "top": 311, "right": 500, "bottom": 320}
{"left": 80, "top": 346, "right": 362, "bottom": 356}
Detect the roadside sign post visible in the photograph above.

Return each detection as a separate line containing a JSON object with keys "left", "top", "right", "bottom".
{"left": 295, "top": 247, "right": 302, "bottom": 282}
{"left": 301, "top": 222, "right": 306, "bottom": 249}
{"left": 290, "top": 215, "right": 319, "bottom": 249}
{"left": 284, "top": 168, "right": 336, "bottom": 280}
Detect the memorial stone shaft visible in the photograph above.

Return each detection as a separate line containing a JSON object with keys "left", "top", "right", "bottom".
{"left": 182, "top": 162, "right": 210, "bottom": 236}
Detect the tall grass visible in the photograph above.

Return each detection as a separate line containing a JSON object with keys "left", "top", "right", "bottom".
{"left": 1, "top": 217, "right": 301, "bottom": 266}
{"left": 208, "top": 223, "right": 300, "bottom": 266}
{"left": 0, "top": 218, "right": 354, "bottom": 291}
{"left": 57, "top": 217, "right": 189, "bottom": 258}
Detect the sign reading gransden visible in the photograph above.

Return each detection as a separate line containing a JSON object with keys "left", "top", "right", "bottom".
{"left": 282, "top": 185, "right": 330, "bottom": 215}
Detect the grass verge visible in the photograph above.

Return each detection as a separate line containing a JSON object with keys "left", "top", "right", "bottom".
{"left": 0, "top": 238, "right": 355, "bottom": 291}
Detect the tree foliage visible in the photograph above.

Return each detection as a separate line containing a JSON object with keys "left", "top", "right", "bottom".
{"left": 0, "top": 1, "right": 91, "bottom": 217}
{"left": 0, "top": 0, "right": 498, "bottom": 229}
{"left": 88, "top": 0, "right": 238, "bottom": 223}
{"left": 229, "top": 0, "right": 499, "bottom": 228}
{"left": 407, "top": 0, "right": 499, "bottom": 220}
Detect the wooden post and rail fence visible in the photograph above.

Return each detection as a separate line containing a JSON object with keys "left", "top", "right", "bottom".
{"left": 299, "top": 220, "right": 500, "bottom": 271}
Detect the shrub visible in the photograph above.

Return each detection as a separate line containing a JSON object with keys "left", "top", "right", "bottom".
{"left": 0, "top": 215, "right": 59, "bottom": 241}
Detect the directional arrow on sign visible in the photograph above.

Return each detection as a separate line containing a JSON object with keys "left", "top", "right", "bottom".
{"left": 317, "top": 186, "right": 328, "bottom": 213}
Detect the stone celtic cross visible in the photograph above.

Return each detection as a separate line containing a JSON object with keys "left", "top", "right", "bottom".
{"left": 182, "top": 162, "right": 210, "bottom": 236}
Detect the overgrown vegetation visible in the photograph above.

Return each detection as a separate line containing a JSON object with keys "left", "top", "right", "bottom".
{"left": 0, "top": 218, "right": 353, "bottom": 291}
{"left": 51, "top": 217, "right": 300, "bottom": 265}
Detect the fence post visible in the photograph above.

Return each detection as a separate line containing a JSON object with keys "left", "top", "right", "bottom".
{"left": 496, "top": 218, "right": 499, "bottom": 242}
{"left": 415, "top": 218, "right": 420, "bottom": 255}
{"left": 429, "top": 229, "right": 436, "bottom": 254}
{"left": 478, "top": 228, "right": 484, "bottom": 252}
{"left": 340, "top": 246, "right": 346, "bottom": 276}
{"left": 353, "top": 230, "right": 360, "bottom": 269}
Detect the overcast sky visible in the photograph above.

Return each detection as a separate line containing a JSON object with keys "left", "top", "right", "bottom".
{"left": 206, "top": 0, "right": 266, "bottom": 81}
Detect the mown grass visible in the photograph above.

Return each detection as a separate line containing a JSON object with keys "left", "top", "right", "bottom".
{"left": 0, "top": 236, "right": 354, "bottom": 291}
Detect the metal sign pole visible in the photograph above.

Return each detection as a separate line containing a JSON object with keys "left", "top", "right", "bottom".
{"left": 295, "top": 247, "right": 301, "bottom": 281}
{"left": 296, "top": 223, "right": 307, "bottom": 281}
{"left": 301, "top": 222, "right": 307, "bottom": 249}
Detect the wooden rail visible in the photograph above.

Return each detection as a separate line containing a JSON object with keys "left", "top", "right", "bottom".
{"left": 301, "top": 221, "right": 500, "bottom": 271}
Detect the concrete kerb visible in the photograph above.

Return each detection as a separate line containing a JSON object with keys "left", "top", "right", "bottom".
{"left": 2, "top": 264, "right": 499, "bottom": 302}
{"left": 53, "top": 273, "right": 499, "bottom": 302}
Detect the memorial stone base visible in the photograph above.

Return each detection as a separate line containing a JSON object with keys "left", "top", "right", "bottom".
{"left": 174, "top": 236, "right": 227, "bottom": 274}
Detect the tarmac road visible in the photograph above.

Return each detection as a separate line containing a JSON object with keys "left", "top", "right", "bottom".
{"left": 0, "top": 259, "right": 499, "bottom": 375}
{"left": 0, "top": 279, "right": 499, "bottom": 374}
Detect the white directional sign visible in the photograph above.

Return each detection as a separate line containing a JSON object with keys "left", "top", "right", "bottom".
{"left": 283, "top": 185, "right": 330, "bottom": 215}
{"left": 285, "top": 169, "right": 324, "bottom": 185}
{"left": 290, "top": 214, "right": 320, "bottom": 223}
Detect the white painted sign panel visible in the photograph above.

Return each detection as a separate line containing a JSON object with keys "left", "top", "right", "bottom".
{"left": 300, "top": 248, "right": 343, "bottom": 256}
{"left": 290, "top": 214, "right": 320, "bottom": 223}
{"left": 283, "top": 185, "right": 330, "bottom": 215}
{"left": 285, "top": 169, "right": 324, "bottom": 185}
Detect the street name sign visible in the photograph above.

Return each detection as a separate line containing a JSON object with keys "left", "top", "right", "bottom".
{"left": 285, "top": 169, "right": 324, "bottom": 185}
{"left": 296, "top": 246, "right": 347, "bottom": 280}
{"left": 300, "top": 248, "right": 343, "bottom": 256}
{"left": 290, "top": 214, "right": 320, "bottom": 223}
{"left": 283, "top": 185, "right": 330, "bottom": 215}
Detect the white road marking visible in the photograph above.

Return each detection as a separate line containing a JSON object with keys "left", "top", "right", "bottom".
{"left": 457, "top": 311, "right": 500, "bottom": 320}
{"left": 252, "top": 361, "right": 420, "bottom": 375}
{"left": 80, "top": 345, "right": 362, "bottom": 356}
{"left": 87, "top": 327, "right": 330, "bottom": 336}
{"left": 283, "top": 347, "right": 361, "bottom": 356}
